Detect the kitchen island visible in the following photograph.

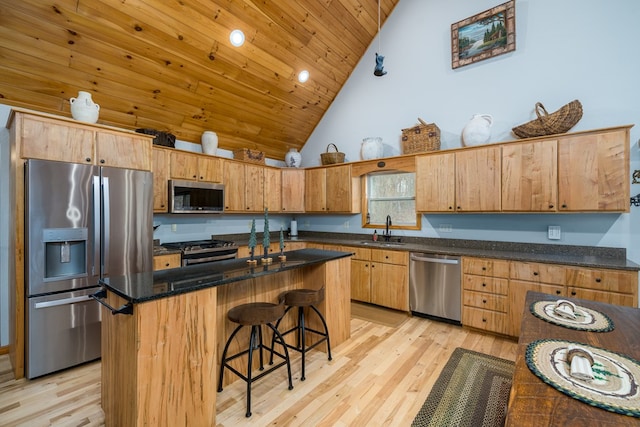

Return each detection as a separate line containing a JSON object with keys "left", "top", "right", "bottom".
{"left": 98, "top": 249, "right": 351, "bottom": 427}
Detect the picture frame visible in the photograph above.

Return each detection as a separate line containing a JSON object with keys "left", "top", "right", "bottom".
{"left": 451, "top": 0, "right": 516, "bottom": 69}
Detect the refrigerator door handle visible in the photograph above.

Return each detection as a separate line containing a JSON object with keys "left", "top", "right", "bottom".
{"left": 93, "top": 176, "right": 101, "bottom": 277}
{"left": 34, "top": 295, "right": 93, "bottom": 309}
{"left": 102, "top": 176, "right": 110, "bottom": 276}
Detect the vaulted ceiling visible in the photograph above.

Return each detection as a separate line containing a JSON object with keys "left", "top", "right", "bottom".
{"left": 0, "top": 0, "right": 400, "bottom": 160}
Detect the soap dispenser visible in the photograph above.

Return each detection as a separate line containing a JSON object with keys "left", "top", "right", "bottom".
{"left": 373, "top": 230, "right": 378, "bottom": 241}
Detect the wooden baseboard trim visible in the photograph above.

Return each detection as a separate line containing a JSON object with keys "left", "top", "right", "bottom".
{"left": 0, "top": 346, "right": 9, "bottom": 355}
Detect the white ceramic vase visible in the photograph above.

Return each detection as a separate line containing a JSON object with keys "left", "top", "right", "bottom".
{"left": 462, "top": 114, "right": 493, "bottom": 147}
{"left": 285, "top": 148, "right": 302, "bottom": 167}
{"left": 70, "top": 91, "right": 100, "bottom": 124}
{"left": 201, "top": 131, "right": 218, "bottom": 155}
{"left": 361, "top": 137, "right": 383, "bottom": 160}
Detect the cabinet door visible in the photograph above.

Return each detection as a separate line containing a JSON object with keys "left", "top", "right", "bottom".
{"left": 264, "top": 167, "right": 282, "bottom": 212}
{"left": 197, "top": 156, "right": 222, "bottom": 182}
{"left": 281, "top": 169, "right": 305, "bottom": 212}
{"left": 416, "top": 152, "right": 455, "bottom": 212}
{"left": 170, "top": 151, "right": 199, "bottom": 180}
{"left": 245, "top": 164, "right": 264, "bottom": 212}
{"left": 502, "top": 140, "right": 557, "bottom": 212}
{"left": 326, "top": 165, "right": 352, "bottom": 212}
{"left": 371, "top": 263, "right": 408, "bottom": 311}
{"left": 95, "top": 132, "right": 152, "bottom": 170}
{"left": 351, "top": 259, "right": 371, "bottom": 302}
{"left": 558, "top": 130, "right": 629, "bottom": 211}
{"left": 508, "top": 280, "right": 565, "bottom": 337}
{"left": 152, "top": 147, "right": 170, "bottom": 212}
{"left": 305, "top": 168, "right": 327, "bottom": 212}
{"left": 223, "top": 160, "right": 246, "bottom": 211}
{"left": 455, "top": 146, "right": 501, "bottom": 211}
{"left": 20, "top": 114, "right": 94, "bottom": 163}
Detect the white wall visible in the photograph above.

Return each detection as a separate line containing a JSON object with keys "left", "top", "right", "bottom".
{"left": 299, "top": 0, "right": 640, "bottom": 264}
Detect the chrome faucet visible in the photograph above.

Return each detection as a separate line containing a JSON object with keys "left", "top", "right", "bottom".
{"left": 384, "top": 215, "right": 392, "bottom": 241}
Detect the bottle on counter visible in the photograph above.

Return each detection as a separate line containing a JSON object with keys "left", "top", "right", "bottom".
{"left": 373, "top": 230, "right": 378, "bottom": 241}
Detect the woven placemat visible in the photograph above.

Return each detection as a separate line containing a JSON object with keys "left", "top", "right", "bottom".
{"left": 526, "top": 338, "right": 640, "bottom": 418}
{"left": 530, "top": 300, "right": 614, "bottom": 332}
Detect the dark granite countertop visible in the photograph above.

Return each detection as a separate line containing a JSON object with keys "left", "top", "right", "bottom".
{"left": 220, "top": 232, "right": 640, "bottom": 271}
{"left": 100, "top": 248, "right": 351, "bottom": 304}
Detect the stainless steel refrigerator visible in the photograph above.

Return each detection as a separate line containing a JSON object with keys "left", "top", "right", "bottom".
{"left": 25, "top": 159, "right": 153, "bottom": 378}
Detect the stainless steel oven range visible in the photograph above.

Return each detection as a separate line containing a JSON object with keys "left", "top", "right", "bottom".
{"left": 163, "top": 238, "right": 238, "bottom": 266}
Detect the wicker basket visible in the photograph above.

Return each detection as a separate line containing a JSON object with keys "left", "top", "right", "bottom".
{"left": 320, "top": 143, "right": 345, "bottom": 165}
{"left": 401, "top": 118, "right": 441, "bottom": 154}
{"left": 233, "top": 148, "right": 265, "bottom": 164}
{"left": 512, "top": 100, "right": 583, "bottom": 138}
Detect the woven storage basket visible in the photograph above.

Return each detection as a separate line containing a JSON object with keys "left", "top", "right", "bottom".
{"left": 401, "top": 118, "right": 441, "bottom": 154}
{"left": 512, "top": 100, "right": 583, "bottom": 138}
{"left": 233, "top": 148, "right": 265, "bottom": 164}
{"left": 320, "top": 143, "right": 345, "bottom": 165}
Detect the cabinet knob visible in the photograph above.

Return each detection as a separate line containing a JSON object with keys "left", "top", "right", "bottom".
{"left": 561, "top": 204, "right": 567, "bottom": 208}
{"left": 482, "top": 283, "right": 486, "bottom": 287}
{"left": 192, "top": 175, "right": 197, "bottom": 179}
{"left": 482, "top": 267, "right": 486, "bottom": 271}
{"left": 595, "top": 278, "right": 602, "bottom": 283}
{"left": 100, "top": 159, "right": 105, "bottom": 164}
{"left": 533, "top": 271, "right": 539, "bottom": 276}
{"left": 482, "top": 299, "right": 487, "bottom": 304}
{"left": 448, "top": 206, "right": 453, "bottom": 210}
{"left": 556, "top": 290, "right": 561, "bottom": 295}
{"left": 85, "top": 157, "right": 91, "bottom": 162}
{"left": 457, "top": 206, "right": 461, "bottom": 210}
{"left": 200, "top": 176, "right": 204, "bottom": 180}
{"left": 482, "top": 318, "right": 487, "bottom": 323}
{"left": 571, "top": 291, "right": 576, "bottom": 296}
{"left": 165, "top": 263, "right": 170, "bottom": 267}
{"left": 549, "top": 204, "right": 554, "bottom": 209}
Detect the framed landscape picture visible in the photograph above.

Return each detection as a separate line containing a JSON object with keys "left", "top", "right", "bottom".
{"left": 451, "top": 0, "right": 516, "bottom": 69}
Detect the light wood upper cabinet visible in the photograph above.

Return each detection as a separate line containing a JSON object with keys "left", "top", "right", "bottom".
{"left": 263, "top": 166, "right": 281, "bottom": 212}
{"left": 558, "top": 129, "right": 629, "bottom": 212}
{"left": 170, "top": 151, "right": 222, "bottom": 182}
{"left": 245, "top": 164, "right": 265, "bottom": 212}
{"left": 455, "top": 146, "right": 501, "bottom": 212}
{"left": 281, "top": 169, "right": 305, "bottom": 212}
{"left": 152, "top": 147, "right": 171, "bottom": 212}
{"left": 305, "top": 168, "right": 327, "bottom": 212}
{"left": 305, "top": 165, "right": 359, "bottom": 213}
{"left": 223, "top": 160, "right": 246, "bottom": 212}
{"left": 501, "top": 140, "right": 558, "bottom": 212}
{"left": 18, "top": 112, "right": 152, "bottom": 170}
{"left": 416, "top": 152, "right": 455, "bottom": 212}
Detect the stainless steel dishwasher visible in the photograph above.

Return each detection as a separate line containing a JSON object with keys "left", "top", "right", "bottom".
{"left": 409, "top": 252, "right": 461, "bottom": 324}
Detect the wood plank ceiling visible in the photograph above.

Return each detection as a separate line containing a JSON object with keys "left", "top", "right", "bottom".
{"left": 0, "top": 0, "right": 399, "bottom": 160}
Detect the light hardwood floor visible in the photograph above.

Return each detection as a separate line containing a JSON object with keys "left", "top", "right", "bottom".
{"left": 0, "top": 307, "right": 517, "bottom": 426}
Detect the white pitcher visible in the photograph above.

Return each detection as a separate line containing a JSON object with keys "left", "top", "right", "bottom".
{"left": 361, "top": 137, "right": 383, "bottom": 160}
{"left": 70, "top": 91, "right": 100, "bottom": 124}
{"left": 201, "top": 131, "right": 218, "bottom": 155}
{"left": 462, "top": 114, "right": 493, "bottom": 147}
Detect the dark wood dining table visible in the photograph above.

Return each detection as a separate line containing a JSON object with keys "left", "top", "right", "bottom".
{"left": 506, "top": 291, "right": 640, "bottom": 426}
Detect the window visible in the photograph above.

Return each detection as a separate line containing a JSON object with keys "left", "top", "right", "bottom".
{"left": 364, "top": 171, "right": 419, "bottom": 229}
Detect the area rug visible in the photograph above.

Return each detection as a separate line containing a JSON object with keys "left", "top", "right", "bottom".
{"left": 412, "top": 347, "right": 515, "bottom": 427}
{"left": 350, "top": 302, "right": 409, "bottom": 328}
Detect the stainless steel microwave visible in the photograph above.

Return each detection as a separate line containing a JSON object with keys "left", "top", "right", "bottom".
{"left": 168, "top": 180, "right": 225, "bottom": 213}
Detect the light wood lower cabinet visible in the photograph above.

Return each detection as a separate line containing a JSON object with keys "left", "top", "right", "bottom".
{"left": 462, "top": 257, "right": 510, "bottom": 335}
{"left": 153, "top": 253, "right": 182, "bottom": 271}
{"left": 348, "top": 246, "right": 409, "bottom": 311}
{"left": 507, "top": 261, "right": 638, "bottom": 337}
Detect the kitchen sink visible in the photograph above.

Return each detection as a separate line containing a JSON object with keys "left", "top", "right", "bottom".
{"left": 359, "top": 241, "right": 405, "bottom": 247}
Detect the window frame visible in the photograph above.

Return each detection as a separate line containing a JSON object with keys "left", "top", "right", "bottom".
{"left": 361, "top": 170, "right": 421, "bottom": 231}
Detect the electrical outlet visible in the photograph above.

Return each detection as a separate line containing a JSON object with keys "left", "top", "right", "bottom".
{"left": 343, "top": 221, "right": 350, "bottom": 229}
{"left": 171, "top": 224, "right": 177, "bottom": 232}
{"left": 548, "top": 225, "right": 561, "bottom": 240}
{"left": 438, "top": 224, "right": 453, "bottom": 232}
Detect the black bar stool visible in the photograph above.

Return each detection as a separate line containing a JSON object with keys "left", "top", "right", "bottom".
{"left": 271, "top": 287, "right": 331, "bottom": 381}
{"left": 217, "top": 297, "right": 293, "bottom": 417}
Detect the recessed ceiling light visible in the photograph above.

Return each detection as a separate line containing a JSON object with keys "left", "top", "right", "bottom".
{"left": 298, "top": 70, "right": 310, "bottom": 83}
{"left": 230, "top": 29, "right": 245, "bottom": 47}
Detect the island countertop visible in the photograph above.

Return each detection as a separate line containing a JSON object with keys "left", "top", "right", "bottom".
{"left": 99, "top": 248, "right": 352, "bottom": 304}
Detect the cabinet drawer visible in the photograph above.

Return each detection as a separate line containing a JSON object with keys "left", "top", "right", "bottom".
{"left": 346, "top": 246, "right": 371, "bottom": 261}
{"left": 568, "top": 287, "right": 636, "bottom": 307}
{"left": 462, "top": 306, "right": 507, "bottom": 334}
{"left": 509, "top": 261, "right": 566, "bottom": 285}
{"left": 463, "top": 274, "right": 508, "bottom": 295}
{"left": 462, "top": 257, "right": 509, "bottom": 278}
{"left": 463, "top": 290, "right": 507, "bottom": 312}
{"left": 153, "top": 253, "right": 181, "bottom": 271}
{"left": 565, "top": 267, "right": 637, "bottom": 294}
{"left": 371, "top": 249, "right": 408, "bottom": 265}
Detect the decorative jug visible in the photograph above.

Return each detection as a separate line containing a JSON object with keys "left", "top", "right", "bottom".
{"left": 201, "top": 131, "right": 218, "bottom": 155}
{"left": 70, "top": 91, "right": 100, "bottom": 124}
{"left": 462, "top": 114, "right": 493, "bottom": 147}
{"left": 285, "top": 148, "right": 302, "bottom": 167}
{"left": 361, "top": 137, "right": 383, "bottom": 160}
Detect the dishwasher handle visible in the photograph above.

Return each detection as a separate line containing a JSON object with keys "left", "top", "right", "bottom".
{"left": 410, "top": 254, "right": 460, "bottom": 264}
